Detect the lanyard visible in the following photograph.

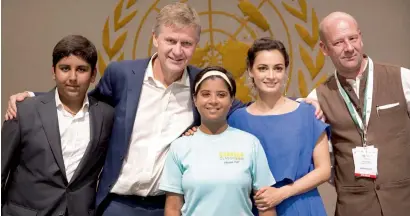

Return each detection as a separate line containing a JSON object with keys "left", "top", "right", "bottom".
{"left": 334, "top": 58, "right": 374, "bottom": 147}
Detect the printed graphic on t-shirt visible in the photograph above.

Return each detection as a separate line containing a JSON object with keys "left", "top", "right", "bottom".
{"left": 219, "top": 152, "right": 244, "bottom": 164}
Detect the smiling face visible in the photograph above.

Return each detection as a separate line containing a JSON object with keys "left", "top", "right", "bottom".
{"left": 249, "top": 49, "right": 287, "bottom": 95}
{"left": 52, "top": 54, "right": 96, "bottom": 101}
{"left": 320, "top": 17, "right": 364, "bottom": 76}
{"left": 152, "top": 24, "right": 198, "bottom": 77}
{"left": 194, "top": 77, "right": 233, "bottom": 124}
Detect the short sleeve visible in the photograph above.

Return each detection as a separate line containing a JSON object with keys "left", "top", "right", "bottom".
{"left": 159, "top": 142, "right": 184, "bottom": 194}
{"left": 311, "top": 110, "right": 331, "bottom": 148}
{"left": 251, "top": 138, "right": 276, "bottom": 190}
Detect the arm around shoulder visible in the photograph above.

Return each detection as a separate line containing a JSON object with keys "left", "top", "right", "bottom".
{"left": 89, "top": 61, "right": 122, "bottom": 106}
{"left": 5, "top": 90, "right": 44, "bottom": 120}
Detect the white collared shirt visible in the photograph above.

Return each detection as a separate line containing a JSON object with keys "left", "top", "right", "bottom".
{"left": 307, "top": 66, "right": 410, "bottom": 113}
{"left": 55, "top": 90, "right": 91, "bottom": 182}
{"left": 111, "top": 53, "right": 194, "bottom": 196}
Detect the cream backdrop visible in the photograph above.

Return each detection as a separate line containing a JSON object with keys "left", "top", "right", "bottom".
{"left": 2, "top": 0, "right": 410, "bottom": 215}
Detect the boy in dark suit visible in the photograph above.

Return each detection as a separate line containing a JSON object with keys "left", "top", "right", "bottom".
{"left": 1, "top": 35, "right": 114, "bottom": 216}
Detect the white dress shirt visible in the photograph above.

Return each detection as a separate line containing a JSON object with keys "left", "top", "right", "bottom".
{"left": 307, "top": 66, "right": 410, "bottom": 113}
{"left": 111, "top": 54, "right": 194, "bottom": 196}
{"left": 55, "top": 90, "right": 91, "bottom": 182}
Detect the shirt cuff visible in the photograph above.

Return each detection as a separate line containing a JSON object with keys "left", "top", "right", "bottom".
{"left": 26, "top": 91, "right": 35, "bottom": 97}
{"left": 159, "top": 185, "right": 184, "bottom": 195}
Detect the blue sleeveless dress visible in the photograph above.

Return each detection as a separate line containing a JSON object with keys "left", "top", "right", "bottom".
{"left": 228, "top": 103, "right": 329, "bottom": 216}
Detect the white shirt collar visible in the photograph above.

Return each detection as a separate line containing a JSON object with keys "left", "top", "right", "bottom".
{"left": 55, "top": 89, "right": 89, "bottom": 117}
{"left": 144, "top": 53, "right": 190, "bottom": 87}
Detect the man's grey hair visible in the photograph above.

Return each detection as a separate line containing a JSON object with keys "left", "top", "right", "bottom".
{"left": 153, "top": 2, "right": 201, "bottom": 39}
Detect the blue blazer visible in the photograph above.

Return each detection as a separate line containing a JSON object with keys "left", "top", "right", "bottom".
{"left": 91, "top": 58, "right": 244, "bottom": 209}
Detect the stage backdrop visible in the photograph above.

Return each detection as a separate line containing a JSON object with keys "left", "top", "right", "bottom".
{"left": 2, "top": 0, "right": 410, "bottom": 214}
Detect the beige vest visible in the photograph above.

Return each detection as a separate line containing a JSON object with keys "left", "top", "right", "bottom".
{"left": 317, "top": 62, "right": 410, "bottom": 216}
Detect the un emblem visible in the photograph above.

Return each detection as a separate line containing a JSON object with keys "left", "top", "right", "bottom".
{"left": 98, "top": 0, "right": 327, "bottom": 101}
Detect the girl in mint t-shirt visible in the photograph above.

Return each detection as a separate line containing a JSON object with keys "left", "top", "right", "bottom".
{"left": 159, "top": 66, "right": 276, "bottom": 216}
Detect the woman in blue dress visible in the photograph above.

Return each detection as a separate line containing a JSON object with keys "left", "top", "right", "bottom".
{"left": 228, "top": 38, "right": 331, "bottom": 216}
{"left": 160, "top": 66, "right": 276, "bottom": 216}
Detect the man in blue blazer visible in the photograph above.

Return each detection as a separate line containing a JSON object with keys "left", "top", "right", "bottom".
{"left": 90, "top": 3, "right": 248, "bottom": 215}
{"left": 91, "top": 4, "right": 224, "bottom": 215}
{"left": 4, "top": 3, "right": 322, "bottom": 216}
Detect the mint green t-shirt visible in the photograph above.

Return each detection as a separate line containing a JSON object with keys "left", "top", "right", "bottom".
{"left": 159, "top": 126, "right": 275, "bottom": 216}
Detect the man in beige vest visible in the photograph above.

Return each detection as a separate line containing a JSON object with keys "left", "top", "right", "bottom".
{"left": 306, "top": 12, "right": 410, "bottom": 216}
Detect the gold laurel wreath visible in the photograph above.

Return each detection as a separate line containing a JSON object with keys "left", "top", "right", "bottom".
{"left": 282, "top": 0, "right": 326, "bottom": 97}
{"left": 98, "top": 0, "right": 137, "bottom": 75}
{"left": 213, "top": 0, "right": 272, "bottom": 102}
{"left": 190, "top": 0, "right": 273, "bottom": 102}
{"left": 98, "top": 0, "right": 324, "bottom": 98}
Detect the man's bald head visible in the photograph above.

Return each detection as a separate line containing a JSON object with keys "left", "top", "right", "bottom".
{"left": 318, "top": 12, "right": 365, "bottom": 78}
{"left": 319, "top": 12, "right": 359, "bottom": 42}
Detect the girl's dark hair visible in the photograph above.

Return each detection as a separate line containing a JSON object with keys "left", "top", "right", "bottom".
{"left": 193, "top": 66, "right": 236, "bottom": 97}
{"left": 246, "top": 37, "right": 289, "bottom": 69}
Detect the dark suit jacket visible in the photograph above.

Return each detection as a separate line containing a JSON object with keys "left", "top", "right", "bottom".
{"left": 1, "top": 90, "right": 114, "bottom": 216}
{"left": 91, "top": 58, "right": 245, "bottom": 211}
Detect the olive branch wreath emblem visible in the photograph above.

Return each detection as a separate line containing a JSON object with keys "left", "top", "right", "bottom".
{"left": 98, "top": 0, "right": 326, "bottom": 97}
